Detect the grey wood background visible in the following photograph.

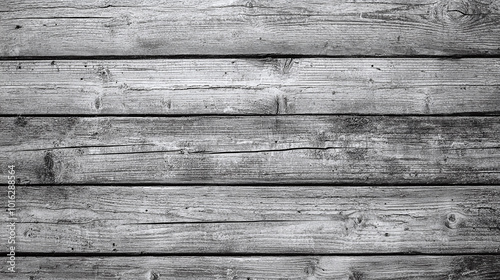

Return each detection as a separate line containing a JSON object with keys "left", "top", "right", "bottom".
{"left": 1, "top": 0, "right": 499, "bottom": 279}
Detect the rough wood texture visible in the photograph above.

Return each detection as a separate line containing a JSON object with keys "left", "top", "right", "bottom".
{"left": 2, "top": 0, "right": 500, "bottom": 57}
{"left": 1, "top": 116, "right": 499, "bottom": 184}
{"left": 1, "top": 185, "right": 498, "bottom": 254}
{"left": 2, "top": 256, "right": 500, "bottom": 279}
{"left": 1, "top": 58, "right": 500, "bottom": 115}
{"left": 2, "top": 1, "right": 499, "bottom": 279}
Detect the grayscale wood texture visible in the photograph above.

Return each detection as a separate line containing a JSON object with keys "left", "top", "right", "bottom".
{"left": 1, "top": 116, "right": 500, "bottom": 184}
{"left": 0, "top": 185, "right": 498, "bottom": 254}
{"left": 1, "top": 0, "right": 499, "bottom": 278}
{"left": 1, "top": 59, "right": 500, "bottom": 115}
{"left": 2, "top": 256, "right": 500, "bottom": 279}
{"left": 1, "top": 0, "right": 500, "bottom": 56}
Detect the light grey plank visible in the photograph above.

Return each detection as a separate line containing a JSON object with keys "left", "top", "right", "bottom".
{"left": 1, "top": 59, "right": 500, "bottom": 115}
{"left": 1, "top": 0, "right": 500, "bottom": 56}
{"left": 1, "top": 185, "right": 498, "bottom": 253}
{"left": 2, "top": 256, "right": 500, "bottom": 279}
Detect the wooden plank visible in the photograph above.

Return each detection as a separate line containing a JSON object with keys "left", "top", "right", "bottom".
{"left": 1, "top": 185, "right": 498, "bottom": 253}
{"left": 1, "top": 58, "right": 500, "bottom": 115}
{"left": 2, "top": 256, "right": 500, "bottom": 279}
{"left": 2, "top": 0, "right": 500, "bottom": 57}
{"left": 1, "top": 116, "right": 500, "bottom": 185}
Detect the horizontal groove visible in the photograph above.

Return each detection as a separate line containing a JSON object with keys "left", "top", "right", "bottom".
{"left": 1, "top": 182, "right": 500, "bottom": 188}
{"left": 2, "top": 54, "right": 500, "bottom": 61}
{"left": 79, "top": 147, "right": 348, "bottom": 156}
{"left": 124, "top": 220, "right": 305, "bottom": 225}
{"left": 7, "top": 252, "right": 500, "bottom": 257}
{"left": 10, "top": 220, "right": 313, "bottom": 225}
{"left": 1, "top": 113, "right": 500, "bottom": 118}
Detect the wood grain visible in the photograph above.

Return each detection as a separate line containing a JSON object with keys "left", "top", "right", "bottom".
{"left": 1, "top": 58, "right": 500, "bottom": 115}
{"left": 2, "top": 0, "right": 499, "bottom": 278}
{"left": 1, "top": 116, "right": 500, "bottom": 185}
{"left": 1, "top": 185, "right": 498, "bottom": 254}
{"left": 2, "top": 0, "right": 500, "bottom": 56}
{"left": 2, "top": 256, "right": 500, "bottom": 279}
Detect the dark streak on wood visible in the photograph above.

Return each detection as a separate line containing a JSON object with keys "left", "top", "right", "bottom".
{"left": 41, "top": 151, "right": 55, "bottom": 183}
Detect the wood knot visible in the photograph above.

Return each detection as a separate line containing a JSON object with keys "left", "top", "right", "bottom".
{"left": 94, "top": 96, "right": 102, "bottom": 110}
{"left": 274, "top": 94, "right": 289, "bottom": 114}
{"left": 266, "top": 58, "right": 296, "bottom": 75}
{"left": 280, "top": 58, "right": 295, "bottom": 74}
{"left": 432, "top": 0, "right": 492, "bottom": 25}
{"left": 14, "top": 116, "right": 28, "bottom": 127}
{"left": 37, "top": 151, "right": 56, "bottom": 183}
{"left": 304, "top": 259, "right": 319, "bottom": 275}
{"left": 445, "top": 212, "right": 464, "bottom": 229}
{"left": 23, "top": 227, "right": 40, "bottom": 238}
{"left": 349, "top": 269, "right": 365, "bottom": 280}
{"left": 148, "top": 270, "right": 160, "bottom": 280}
{"left": 345, "top": 213, "right": 369, "bottom": 231}
{"left": 96, "top": 66, "right": 113, "bottom": 82}
{"left": 226, "top": 268, "right": 238, "bottom": 279}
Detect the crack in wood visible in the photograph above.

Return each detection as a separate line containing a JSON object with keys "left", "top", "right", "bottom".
{"left": 124, "top": 220, "right": 307, "bottom": 225}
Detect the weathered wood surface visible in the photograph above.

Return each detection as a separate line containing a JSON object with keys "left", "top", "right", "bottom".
{"left": 2, "top": 0, "right": 500, "bottom": 57}
{"left": 2, "top": 256, "right": 500, "bottom": 279}
{"left": 1, "top": 185, "right": 498, "bottom": 254}
{"left": 1, "top": 116, "right": 499, "bottom": 184}
{"left": 1, "top": 1, "right": 499, "bottom": 279}
{"left": 1, "top": 58, "right": 500, "bottom": 115}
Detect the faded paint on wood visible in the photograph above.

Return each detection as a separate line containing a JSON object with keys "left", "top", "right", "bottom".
{"left": 2, "top": 256, "right": 499, "bottom": 279}
{"left": 1, "top": 185, "right": 498, "bottom": 254}
{"left": 1, "top": 116, "right": 499, "bottom": 184}
{"left": 1, "top": 59, "right": 500, "bottom": 115}
{"left": 2, "top": 0, "right": 500, "bottom": 56}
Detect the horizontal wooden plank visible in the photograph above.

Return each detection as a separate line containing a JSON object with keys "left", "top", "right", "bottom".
{"left": 2, "top": 256, "right": 499, "bottom": 279}
{"left": 1, "top": 185, "right": 498, "bottom": 254}
{"left": 1, "top": 0, "right": 500, "bottom": 56}
{"left": 1, "top": 116, "right": 500, "bottom": 184}
{"left": 1, "top": 58, "right": 500, "bottom": 115}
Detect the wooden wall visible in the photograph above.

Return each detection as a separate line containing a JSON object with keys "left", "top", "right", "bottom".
{"left": 1, "top": 0, "right": 499, "bottom": 279}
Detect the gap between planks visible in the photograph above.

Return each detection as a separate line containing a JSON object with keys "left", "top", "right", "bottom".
{"left": 5, "top": 54, "right": 500, "bottom": 60}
